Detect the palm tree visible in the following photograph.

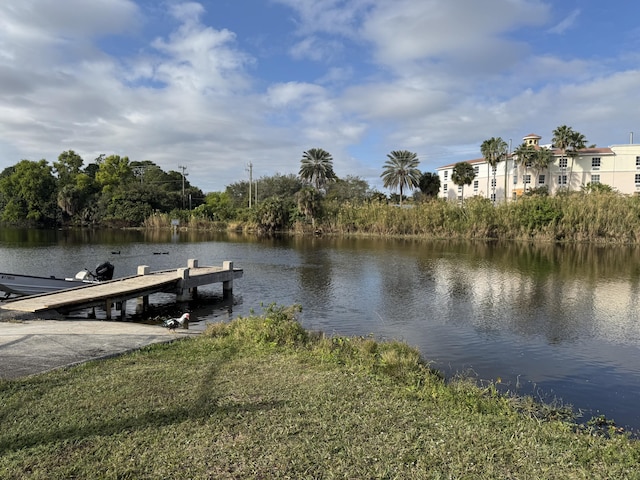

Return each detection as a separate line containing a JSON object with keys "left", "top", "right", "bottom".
{"left": 480, "top": 137, "right": 508, "bottom": 203}
{"left": 450, "top": 162, "right": 476, "bottom": 204}
{"left": 299, "top": 148, "right": 337, "bottom": 191}
{"left": 552, "top": 126, "right": 588, "bottom": 191}
{"left": 295, "top": 186, "right": 321, "bottom": 228}
{"left": 512, "top": 143, "right": 537, "bottom": 193}
{"left": 552, "top": 125, "right": 572, "bottom": 190}
{"left": 567, "top": 131, "right": 587, "bottom": 190}
{"left": 417, "top": 172, "right": 441, "bottom": 199}
{"left": 530, "top": 147, "right": 553, "bottom": 190}
{"left": 380, "top": 150, "right": 421, "bottom": 205}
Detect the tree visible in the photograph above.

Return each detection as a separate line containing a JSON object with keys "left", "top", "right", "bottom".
{"left": 530, "top": 147, "right": 553, "bottom": 188}
{"left": 193, "top": 192, "right": 234, "bottom": 221}
{"left": 480, "top": 137, "right": 508, "bottom": 203}
{"left": 581, "top": 182, "right": 614, "bottom": 194}
{"left": 552, "top": 125, "right": 587, "bottom": 191}
{"left": 226, "top": 174, "right": 304, "bottom": 210}
{"left": 325, "top": 175, "right": 370, "bottom": 203}
{"left": 0, "top": 159, "right": 57, "bottom": 224}
{"left": 417, "top": 172, "right": 441, "bottom": 199}
{"left": 512, "top": 143, "right": 537, "bottom": 193}
{"left": 295, "top": 186, "right": 322, "bottom": 228}
{"left": 53, "top": 150, "right": 84, "bottom": 187}
{"left": 256, "top": 173, "right": 304, "bottom": 202}
{"left": 299, "top": 148, "right": 337, "bottom": 191}
{"left": 567, "top": 131, "right": 587, "bottom": 190}
{"left": 53, "top": 150, "right": 96, "bottom": 219}
{"left": 450, "top": 162, "right": 476, "bottom": 204}
{"left": 253, "top": 196, "right": 290, "bottom": 233}
{"left": 95, "top": 155, "right": 134, "bottom": 192}
{"left": 380, "top": 150, "right": 421, "bottom": 206}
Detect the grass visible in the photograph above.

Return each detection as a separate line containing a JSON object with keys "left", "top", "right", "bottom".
{"left": 142, "top": 191, "right": 640, "bottom": 244}
{"left": 324, "top": 193, "right": 640, "bottom": 242}
{"left": 2, "top": 304, "right": 640, "bottom": 479}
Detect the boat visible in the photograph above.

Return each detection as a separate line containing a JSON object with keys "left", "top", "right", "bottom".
{"left": 0, "top": 262, "right": 114, "bottom": 299}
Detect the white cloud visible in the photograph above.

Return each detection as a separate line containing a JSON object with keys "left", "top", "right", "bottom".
{"left": 1, "top": 0, "right": 640, "bottom": 194}
{"left": 548, "top": 8, "right": 581, "bottom": 35}
{"left": 361, "top": 0, "right": 549, "bottom": 69}
{"left": 265, "top": 82, "right": 326, "bottom": 107}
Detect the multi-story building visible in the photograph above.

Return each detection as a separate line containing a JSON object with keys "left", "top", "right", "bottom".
{"left": 437, "top": 133, "right": 640, "bottom": 202}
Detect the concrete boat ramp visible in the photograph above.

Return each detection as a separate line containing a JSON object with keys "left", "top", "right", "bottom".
{"left": 0, "top": 319, "right": 199, "bottom": 380}
{"left": 0, "top": 259, "right": 243, "bottom": 320}
{"left": 0, "top": 260, "right": 242, "bottom": 379}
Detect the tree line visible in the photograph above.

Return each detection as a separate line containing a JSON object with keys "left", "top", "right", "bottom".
{"left": 0, "top": 151, "right": 203, "bottom": 227}
{"left": 0, "top": 148, "right": 442, "bottom": 229}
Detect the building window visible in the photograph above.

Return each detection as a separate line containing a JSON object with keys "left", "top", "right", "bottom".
{"left": 558, "top": 175, "right": 567, "bottom": 186}
{"left": 525, "top": 161, "right": 532, "bottom": 168}
{"left": 490, "top": 193, "right": 496, "bottom": 202}
{"left": 591, "top": 174, "right": 600, "bottom": 184}
{"left": 559, "top": 158, "right": 567, "bottom": 168}
{"left": 444, "top": 170, "right": 448, "bottom": 180}
{"left": 538, "top": 174, "right": 545, "bottom": 185}
{"left": 473, "top": 180, "right": 479, "bottom": 191}
{"left": 490, "top": 178, "right": 496, "bottom": 188}
{"left": 457, "top": 185, "right": 462, "bottom": 194}
{"left": 592, "top": 157, "right": 601, "bottom": 170}
{"left": 443, "top": 184, "right": 448, "bottom": 193}
{"left": 473, "top": 166, "right": 479, "bottom": 175}
{"left": 635, "top": 174, "right": 640, "bottom": 185}
{"left": 523, "top": 174, "right": 531, "bottom": 184}
{"left": 513, "top": 175, "right": 517, "bottom": 185}
{"left": 636, "top": 157, "right": 640, "bottom": 169}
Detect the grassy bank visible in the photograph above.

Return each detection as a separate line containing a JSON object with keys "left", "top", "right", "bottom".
{"left": 3, "top": 305, "right": 638, "bottom": 478}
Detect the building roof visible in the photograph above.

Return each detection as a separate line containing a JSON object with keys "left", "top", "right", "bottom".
{"left": 436, "top": 146, "right": 614, "bottom": 170}
{"left": 570, "top": 147, "right": 613, "bottom": 155}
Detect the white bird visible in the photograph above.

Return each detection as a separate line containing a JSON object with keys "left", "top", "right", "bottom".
{"left": 163, "top": 313, "right": 190, "bottom": 331}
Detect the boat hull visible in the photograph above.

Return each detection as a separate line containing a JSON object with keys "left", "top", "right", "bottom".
{"left": 0, "top": 273, "right": 92, "bottom": 297}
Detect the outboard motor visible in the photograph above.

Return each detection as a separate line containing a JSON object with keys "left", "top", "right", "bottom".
{"left": 94, "top": 262, "right": 115, "bottom": 281}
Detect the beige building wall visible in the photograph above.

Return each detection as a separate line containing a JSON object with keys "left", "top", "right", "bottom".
{"left": 437, "top": 136, "right": 640, "bottom": 202}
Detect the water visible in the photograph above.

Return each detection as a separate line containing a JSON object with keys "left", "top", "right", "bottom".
{"left": 1, "top": 228, "right": 640, "bottom": 432}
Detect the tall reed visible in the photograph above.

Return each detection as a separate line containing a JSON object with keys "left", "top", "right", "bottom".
{"left": 141, "top": 192, "right": 640, "bottom": 243}
{"left": 324, "top": 193, "right": 640, "bottom": 243}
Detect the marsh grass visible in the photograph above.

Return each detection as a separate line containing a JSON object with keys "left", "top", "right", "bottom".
{"left": 142, "top": 191, "right": 640, "bottom": 243}
{"left": 3, "top": 305, "right": 638, "bottom": 478}
{"left": 323, "top": 192, "right": 640, "bottom": 243}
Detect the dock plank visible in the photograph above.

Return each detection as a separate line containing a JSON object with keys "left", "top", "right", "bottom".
{"left": 0, "top": 263, "right": 243, "bottom": 317}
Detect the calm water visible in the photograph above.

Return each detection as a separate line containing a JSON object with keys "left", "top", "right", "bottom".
{"left": 1, "top": 228, "right": 640, "bottom": 432}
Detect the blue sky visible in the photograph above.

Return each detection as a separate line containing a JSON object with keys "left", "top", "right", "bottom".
{"left": 1, "top": 0, "right": 639, "bottom": 193}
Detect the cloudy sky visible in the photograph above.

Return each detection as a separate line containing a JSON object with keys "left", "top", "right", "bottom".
{"left": 1, "top": 0, "right": 639, "bottom": 193}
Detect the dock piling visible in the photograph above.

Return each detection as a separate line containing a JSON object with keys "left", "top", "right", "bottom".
{"left": 223, "top": 261, "right": 234, "bottom": 299}
{"left": 136, "top": 266, "right": 150, "bottom": 314}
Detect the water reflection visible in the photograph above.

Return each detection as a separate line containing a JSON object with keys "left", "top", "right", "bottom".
{"left": 1, "top": 229, "right": 640, "bottom": 431}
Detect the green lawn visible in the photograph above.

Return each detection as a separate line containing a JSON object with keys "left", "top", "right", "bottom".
{"left": 1, "top": 305, "right": 639, "bottom": 479}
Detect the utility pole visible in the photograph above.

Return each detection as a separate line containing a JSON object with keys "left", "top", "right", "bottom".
{"left": 178, "top": 165, "right": 188, "bottom": 209}
{"left": 247, "top": 162, "right": 253, "bottom": 208}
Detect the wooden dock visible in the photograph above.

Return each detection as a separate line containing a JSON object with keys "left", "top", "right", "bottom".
{"left": 0, "top": 260, "right": 242, "bottom": 320}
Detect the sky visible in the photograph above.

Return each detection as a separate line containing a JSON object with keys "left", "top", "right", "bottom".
{"left": 1, "top": 0, "right": 639, "bottom": 194}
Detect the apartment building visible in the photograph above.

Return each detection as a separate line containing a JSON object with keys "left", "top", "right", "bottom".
{"left": 437, "top": 134, "right": 640, "bottom": 202}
